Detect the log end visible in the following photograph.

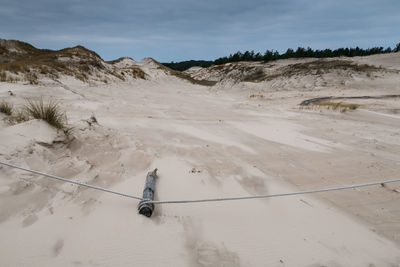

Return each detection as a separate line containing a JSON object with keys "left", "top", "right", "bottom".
{"left": 138, "top": 201, "right": 154, "bottom": 217}
{"left": 139, "top": 206, "right": 153, "bottom": 217}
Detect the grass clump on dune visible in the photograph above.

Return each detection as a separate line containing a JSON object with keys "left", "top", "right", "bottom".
{"left": 12, "top": 109, "right": 29, "bottom": 123}
{"left": 0, "top": 101, "right": 13, "bottom": 115}
{"left": 313, "top": 101, "right": 359, "bottom": 112}
{"left": 24, "top": 99, "right": 66, "bottom": 129}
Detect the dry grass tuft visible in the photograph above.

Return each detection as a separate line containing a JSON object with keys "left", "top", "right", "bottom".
{"left": 0, "top": 71, "right": 20, "bottom": 83}
{"left": 243, "top": 69, "right": 265, "bottom": 82}
{"left": 110, "top": 71, "right": 125, "bottom": 81}
{"left": 312, "top": 101, "right": 359, "bottom": 112}
{"left": 24, "top": 99, "right": 67, "bottom": 129}
{"left": 249, "top": 94, "right": 264, "bottom": 99}
{"left": 0, "top": 71, "right": 6, "bottom": 81}
{"left": 129, "top": 67, "right": 147, "bottom": 79}
{"left": 74, "top": 73, "right": 87, "bottom": 82}
{"left": 12, "top": 109, "right": 29, "bottom": 123}
{"left": 0, "top": 101, "right": 13, "bottom": 115}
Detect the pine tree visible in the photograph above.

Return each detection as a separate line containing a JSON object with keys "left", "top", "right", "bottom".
{"left": 395, "top": 43, "right": 400, "bottom": 52}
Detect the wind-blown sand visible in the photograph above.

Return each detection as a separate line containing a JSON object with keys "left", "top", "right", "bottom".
{"left": 1, "top": 55, "right": 400, "bottom": 266}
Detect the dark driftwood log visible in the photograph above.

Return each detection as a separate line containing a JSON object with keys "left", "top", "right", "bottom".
{"left": 138, "top": 168, "right": 158, "bottom": 217}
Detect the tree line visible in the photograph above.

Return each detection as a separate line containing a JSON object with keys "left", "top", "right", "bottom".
{"left": 163, "top": 60, "right": 214, "bottom": 72}
{"left": 163, "top": 43, "right": 400, "bottom": 71}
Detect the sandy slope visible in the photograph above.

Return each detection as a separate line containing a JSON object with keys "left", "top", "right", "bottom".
{"left": 1, "top": 54, "right": 400, "bottom": 266}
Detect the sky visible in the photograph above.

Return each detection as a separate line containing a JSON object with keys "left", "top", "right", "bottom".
{"left": 0, "top": 0, "right": 399, "bottom": 62}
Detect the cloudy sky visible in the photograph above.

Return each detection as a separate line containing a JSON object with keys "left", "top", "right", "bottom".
{"left": 1, "top": 0, "right": 399, "bottom": 62}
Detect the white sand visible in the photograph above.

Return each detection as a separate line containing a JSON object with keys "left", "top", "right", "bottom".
{"left": 1, "top": 54, "right": 400, "bottom": 266}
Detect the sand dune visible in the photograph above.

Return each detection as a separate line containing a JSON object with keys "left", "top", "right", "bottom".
{"left": 1, "top": 51, "right": 400, "bottom": 266}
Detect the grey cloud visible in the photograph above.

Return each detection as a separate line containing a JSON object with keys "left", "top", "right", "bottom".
{"left": 0, "top": 0, "right": 399, "bottom": 61}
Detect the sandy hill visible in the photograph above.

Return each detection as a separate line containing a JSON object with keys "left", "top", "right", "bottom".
{"left": 0, "top": 39, "right": 107, "bottom": 83}
{"left": 0, "top": 39, "right": 214, "bottom": 86}
{"left": 0, "top": 39, "right": 49, "bottom": 63}
{"left": 1, "top": 40, "right": 400, "bottom": 266}
{"left": 185, "top": 55, "right": 400, "bottom": 90}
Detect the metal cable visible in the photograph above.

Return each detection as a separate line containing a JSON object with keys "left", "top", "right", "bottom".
{"left": 0, "top": 161, "right": 143, "bottom": 200}
{"left": 1, "top": 160, "right": 399, "bottom": 205}
{"left": 144, "top": 178, "right": 400, "bottom": 204}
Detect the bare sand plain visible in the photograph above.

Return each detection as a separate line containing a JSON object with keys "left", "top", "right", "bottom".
{"left": 1, "top": 54, "right": 400, "bottom": 266}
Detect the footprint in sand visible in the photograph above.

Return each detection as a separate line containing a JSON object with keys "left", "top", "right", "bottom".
{"left": 22, "top": 214, "right": 38, "bottom": 227}
{"left": 52, "top": 239, "right": 64, "bottom": 257}
{"left": 182, "top": 218, "right": 241, "bottom": 267}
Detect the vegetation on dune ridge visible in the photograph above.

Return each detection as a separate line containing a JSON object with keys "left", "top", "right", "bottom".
{"left": 0, "top": 39, "right": 53, "bottom": 63}
{"left": 130, "top": 67, "right": 148, "bottom": 79}
{"left": 258, "top": 60, "right": 385, "bottom": 82}
{"left": 0, "top": 39, "right": 101, "bottom": 68}
{"left": 0, "top": 39, "right": 147, "bottom": 84}
{"left": 214, "top": 44, "right": 400, "bottom": 65}
{"left": 198, "top": 59, "right": 387, "bottom": 84}
{"left": 2, "top": 38, "right": 398, "bottom": 84}
{"left": 0, "top": 41, "right": 104, "bottom": 83}
{"left": 162, "top": 42, "right": 400, "bottom": 71}
{"left": 106, "top": 57, "right": 148, "bottom": 79}
{"left": 106, "top": 57, "right": 135, "bottom": 64}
